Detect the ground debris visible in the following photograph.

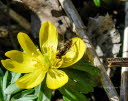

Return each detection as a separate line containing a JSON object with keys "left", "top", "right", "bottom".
{"left": 87, "top": 14, "right": 121, "bottom": 65}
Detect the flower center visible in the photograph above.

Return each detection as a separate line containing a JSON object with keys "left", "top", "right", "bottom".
{"left": 32, "top": 56, "right": 49, "bottom": 73}
{"left": 49, "top": 58, "right": 63, "bottom": 69}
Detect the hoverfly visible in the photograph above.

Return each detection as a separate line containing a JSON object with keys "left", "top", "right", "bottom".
{"left": 56, "top": 39, "right": 72, "bottom": 59}
{"left": 107, "top": 57, "right": 128, "bottom": 67}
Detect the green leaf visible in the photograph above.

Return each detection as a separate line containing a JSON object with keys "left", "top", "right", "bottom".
{"left": 69, "top": 59, "right": 100, "bottom": 76}
{"left": 10, "top": 89, "right": 37, "bottom": 101}
{"left": 11, "top": 95, "right": 37, "bottom": 101}
{"left": 11, "top": 72, "right": 21, "bottom": 83}
{"left": 59, "top": 80, "right": 89, "bottom": 101}
{"left": 59, "top": 58, "right": 100, "bottom": 101}
{"left": 4, "top": 83, "right": 22, "bottom": 95}
{"left": 0, "top": 68, "right": 4, "bottom": 77}
{"left": 2, "top": 71, "right": 9, "bottom": 100}
{"left": 93, "top": 0, "right": 100, "bottom": 7}
{"left": 0, "top": 76, "right": 4, "bottom": 101}
{"left": 64, "top": 69, "right": 97, "bottom": 94}
{"left": 3, "top": 71, "right": 8, "bottom": 91}
{"left": 63, "top": 96, "right": 71, "bottom": 101}
{"left": 35, "top": 80, "right": 52, "bottom": 101}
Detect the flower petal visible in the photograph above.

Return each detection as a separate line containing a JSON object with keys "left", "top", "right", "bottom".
{"left": 1, "top": 61, "right": 34, "bottom": 74}
{"left": 17, "top": 32, "right": 39, "bottom": 56}
{"left": 39, "top": 21, "right": 58, "bottom": 54}
{"left": 46, "top": 69, "right": 68, "bottom": 89}
{"left": 5, "top": 50, "right": 32, "bottom": 63}
{"left": 1, "top": 59, "right": 35, "bottom": 73}
{"left": 1, "top": 50, "right": 35, "bottom": 73}
{"left": 16, "top": 69, "right": 46, "bottom": 89}
{"left": 61, "top": 37, "right": 86, "bottom": 67}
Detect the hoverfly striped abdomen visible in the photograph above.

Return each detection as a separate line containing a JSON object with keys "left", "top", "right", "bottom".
{"left": 56, "top": 39, "right": 72, "bottom": 59}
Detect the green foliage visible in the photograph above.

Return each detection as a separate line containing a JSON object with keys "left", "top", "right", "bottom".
{"left": 0, "top": 70, "right": 37, "bottom": 101}
{"left": 0, "top": 68, "right": 4, "bottom": 101}
{"left": 69, "top": 58, "right": 100, "bottom": 76}
{"left": 93, "top": 0, "right": 112, "bottom": 7}
{"left": 0, "top": 58, "right": 100, "bottom": 101}
{"left": 35, "top": 79, "right": 52, "bottom": 101}
{"left": 10, "top": 89, "right": 37, "bottom": 101}
{"left": 93, "top": 0, "right": 100, "bottom": 7}
{"left": 59, "top": 59, "right": 100, "bottom": 101}
{"left": 59, "top": 79, "right": 90, "bottom": 101}
{"left": 0, "top": 68, "right": 4, "bottom": 76}
{"left": 4, "top": 83, "right": 22, "bottom": 95}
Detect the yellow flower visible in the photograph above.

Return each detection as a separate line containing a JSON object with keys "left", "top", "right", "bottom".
{"left": 1, "top": 21, "right": 86, "bottom": 89}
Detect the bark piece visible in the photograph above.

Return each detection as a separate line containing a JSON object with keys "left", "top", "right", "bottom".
{"left": 22, "top": 0, "right": 72, "bottom": 38}
{"left": 87, "top": 15, "right": 121, "bottom": 64}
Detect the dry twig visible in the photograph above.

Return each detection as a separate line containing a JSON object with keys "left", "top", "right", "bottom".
{"left": 0, "top": 1, "right": 31, "bottom": 31}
